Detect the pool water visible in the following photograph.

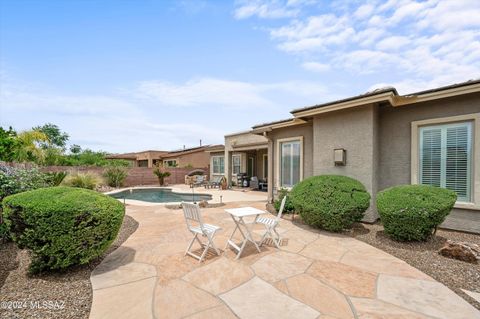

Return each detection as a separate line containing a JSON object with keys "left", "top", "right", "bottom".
{"left": 109, "top": 188, "right": 212, "bottom": 203}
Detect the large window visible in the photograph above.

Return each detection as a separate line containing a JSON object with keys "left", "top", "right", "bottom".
{"left": 212, "top": 156, "right": 224, "bottom": 175}
{"left": 279, "top": 139, "right": 301, "bottom": 188}
{"left": 419, "top": 122, "right": 472, "bottom": 202}
{"left": 232, "top": 155, "right": 241, "bottom": 174}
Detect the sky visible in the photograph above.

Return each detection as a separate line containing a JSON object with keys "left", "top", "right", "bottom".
{"left": 1, "top": 0, "right": 479, "bottom": 153}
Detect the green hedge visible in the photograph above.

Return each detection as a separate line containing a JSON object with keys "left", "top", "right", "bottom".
{"left": 377, "top": 185, "right": 456, "bottom": 241}
{"left": 290, "top": 175, "right": 370, "bottom": 232}
{"left": 2, "top": 186, "right": 124, "bottom": 272}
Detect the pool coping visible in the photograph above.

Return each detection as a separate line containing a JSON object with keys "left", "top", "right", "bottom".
{"left": 104, "top": 186, "right": 214, "bottom": 206}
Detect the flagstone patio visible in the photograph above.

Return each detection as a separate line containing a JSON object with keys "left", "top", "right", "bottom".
{"left": 89, "top": 201, "right": 480, "bottom": 319}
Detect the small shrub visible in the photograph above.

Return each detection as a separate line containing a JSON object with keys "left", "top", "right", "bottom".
{"left": 274, "top": 188, "right": 295, "bottom": 214}
{"left": 44, "top": 171, "right": 67, "bottom": 186}
{"left": 289, "top": 175, "right": 371, "bottom": 232}
{"left": 62, "top": 172, "right": 101, "bottom": 190}
{"left": 2, "top": 186, "right": 125, "bottom": 272}
{"left": 103, "top": 166, "right": 128, "bottom": 187}
{"left": 377, "top": 185, "right": 456, "bottom": 241}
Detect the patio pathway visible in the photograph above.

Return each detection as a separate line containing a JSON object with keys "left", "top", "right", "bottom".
{"left": 90, "top": 201, "right": 480, "bottom": 319}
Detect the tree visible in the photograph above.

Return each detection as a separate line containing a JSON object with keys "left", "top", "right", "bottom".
{"left": 0, "top": 126, "right": 18, "bottom": 162}
{"left": 33, "top": 123, "right": 69, "bottom": 149}
{"left": 14, "top": 130, "right": 49, "bottom": 162}
{"left": 153, "top": 164, "right": 171, "bottom": 186}
{"left": 70, "top": 144, "right": 82, "bottom": 154}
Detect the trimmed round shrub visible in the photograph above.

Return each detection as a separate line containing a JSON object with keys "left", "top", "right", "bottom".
{"left": 2, "top": 186, "right": 124, "bottom": 273}
{"left": 377, "top": 185, "right": 456, "bottom": 241}
{"left": 289, "top": 175, "right": 371, "bottom": 232}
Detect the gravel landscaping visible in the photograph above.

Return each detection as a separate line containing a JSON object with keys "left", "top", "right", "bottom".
{"left": 0, "top": 213, "right": 139, "bottom": 319}
{"left": 347, "top": 223, "right": 480, "bottom": 310}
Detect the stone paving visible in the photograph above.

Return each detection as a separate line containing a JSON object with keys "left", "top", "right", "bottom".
{"left": 90, "top": 201, "right": 480, "bottom": 319}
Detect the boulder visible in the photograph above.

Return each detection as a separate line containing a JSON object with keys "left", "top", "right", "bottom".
{"left": 198, "top": 200, "right": 208, "bottom": 208}
{"left": 438, "top": 240, "right": 480, "bottom": 263}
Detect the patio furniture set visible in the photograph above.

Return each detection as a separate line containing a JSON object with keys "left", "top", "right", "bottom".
{"left": 182, "top": 196, "right": 287, "bottom": 262}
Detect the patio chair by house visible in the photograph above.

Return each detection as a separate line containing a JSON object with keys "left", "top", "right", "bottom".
{"left": 191, "top": 175, "right": 206, "bottom": 188}
{"left": 250, "top": 176, "right": 259, "bottom": 190}
{"left": 257, "top": 196, "right": 287, "bottom": 248}
{"left": 182, "top": 202, "right": 221, "bottom": 262}
{"left": 205, "top": 175, "right": 224, "bottom": 189}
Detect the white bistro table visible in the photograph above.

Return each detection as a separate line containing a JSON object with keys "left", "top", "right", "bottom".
{"left": 224, "top": 207, "right": 266, "bottom": 260}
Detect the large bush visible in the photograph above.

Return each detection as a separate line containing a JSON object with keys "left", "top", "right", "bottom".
{"left": 103, "top": 166, "right": 128, "bottom": 187}
{"left": 0, "top": 164, "right": 48, "bottom": 201}
{"left": 2, "top": 187, "right": 124, "bottom": 272}
{"left": 290, "top": 175, "right": 371, "bottom": 232}
{"left": 377, "top": 185, "right": 456, "bottom": 241}
{"left": 274, "top": 188, "right": 295, "bottom": 214}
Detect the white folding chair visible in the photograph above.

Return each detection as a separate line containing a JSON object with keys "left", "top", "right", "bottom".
{"left": 257, "top": 196, "right": 287, "bottom": 248}
{"left": 182, "top": 202, "right": 221, "bottom": 262}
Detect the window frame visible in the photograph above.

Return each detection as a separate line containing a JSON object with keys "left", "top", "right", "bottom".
{"left": 232, "top": 154, "right": 242, "bottom": 175}
{"left": 411, "top": 113, "right": 480, "bottom": 210}
{"left": 211, "top": 155, "right": 225, "bottom": 175}
{"left": 276, "top": 136, "right": 303, "bottom": 190}
{"left": 163, "top": 159, "right": 178, "bottom": 167}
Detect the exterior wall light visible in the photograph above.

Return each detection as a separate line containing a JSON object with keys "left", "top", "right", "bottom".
{"left": 334, "top": 148, "right": 346, "bottom": 166}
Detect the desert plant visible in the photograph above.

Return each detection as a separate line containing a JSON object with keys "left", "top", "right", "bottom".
{"left": 153, "top": 165, "right": 171, "bottom": 186}
{"left": 274, "top": 188, "right": 295, "bottom": 214}
{"left": 44, "top": 171, "right": 67, "bottom": 186}
{"left": 289, "top": 175, "right": 371, "bottom": 232}
{"left": 2, "top": 187, "right": 124, "bottom": 272}
{"left": 61, "top": 172, "right": 101, "bottom": 190}
{"left": 376, "top": 185, "right": 456, "bottom": 241}
{"left": 103, "top": 166, "right": 128, "bottom": 187}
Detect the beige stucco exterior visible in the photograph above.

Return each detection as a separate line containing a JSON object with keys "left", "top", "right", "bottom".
{"left": 258, "top": 87, "right": 480, "bottom": 233}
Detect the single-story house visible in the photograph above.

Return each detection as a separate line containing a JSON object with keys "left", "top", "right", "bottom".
{"left": 106, "top": 145, "right": 212, "bottom": 169}
{"left": 223, "top": 79, "right": 480, "bottom": 233}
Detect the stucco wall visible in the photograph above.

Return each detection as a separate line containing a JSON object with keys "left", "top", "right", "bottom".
{"left": 378, "top": 92, "right": 480, "bottom": 233}
{"left": 312, "top": 104, "right": 379, "bottom": 221}
{"left": 268, "top": 122, "right": 314, "bottom": 193}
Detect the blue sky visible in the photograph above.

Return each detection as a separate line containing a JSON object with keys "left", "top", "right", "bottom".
{"left": 1, "top": 0, "right": 479, "bottom": 152}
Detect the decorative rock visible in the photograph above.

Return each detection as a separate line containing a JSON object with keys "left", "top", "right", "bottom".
{"left": 198, "top": 200, "right": 208, "bottom": 208}
{"left": 438, "top": 240, "right": 480, "bottom": 263}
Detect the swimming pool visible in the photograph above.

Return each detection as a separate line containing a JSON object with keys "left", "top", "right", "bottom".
{"left": 109, "top": 188, "right": 212, "bottom": 203}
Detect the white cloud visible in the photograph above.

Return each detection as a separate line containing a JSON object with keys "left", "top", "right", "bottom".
{"left": 134, "top": 77, "right": 329, "bottom": 109}
{"left": 0, "top": 75, "right": 332, "bottom": 152}
{"left": 241, "top": 0, "right": 480, "bottom": 85}
{"left": 301, "top": 61, "right": 330, "bottom": 72}
{"left": 233, "top": 0, "right": 317, "bottom": 19}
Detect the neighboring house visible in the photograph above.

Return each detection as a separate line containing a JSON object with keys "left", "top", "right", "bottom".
{"left": 206, "top": 132, "right": 268, "bottom": 185}
{"left": 245, "top": 79, "right": 479, "bottom": 233}
{"left": 106, "top": 146, "right": 212, "bottom": 169}
{"left": 106, "top": 150, "right": 168, "bottom": 168}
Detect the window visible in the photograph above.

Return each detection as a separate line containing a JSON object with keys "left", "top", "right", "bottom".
{"left": 232, "top": 155, "right": 241, "bottom": 174}
{"left": 137, "top": 160, "right": 148, "bottom": 167}
{"left": 212, "top": 156, "right": 224, "bottom": 174}
{"left": 163, "top": 159, "right": 177, "bottom": 167}
{"left": 419, "top": 122, "right": 472, "bottom": 202}
{"left": 263, "top": 154, "right": 268, "bottom": 179}
{"left": 279, "top": 139, "right": 301, "bottom": 188}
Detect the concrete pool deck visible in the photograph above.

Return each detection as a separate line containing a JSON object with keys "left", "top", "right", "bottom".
{"left": 89, "top": 200, "right": 480, "bottom": 319}
{"left": 105, "top": 184, "right": 267, "bottom": 206}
